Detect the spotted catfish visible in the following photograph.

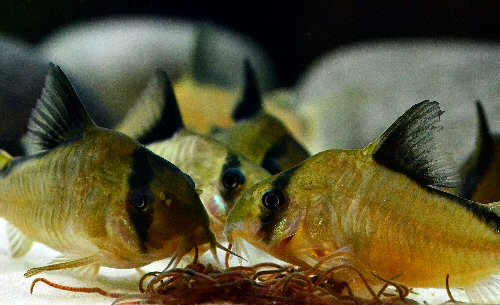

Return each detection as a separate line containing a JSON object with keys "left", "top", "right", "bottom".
{"left": 225, "top": 101, "right": 500, "bottom": 304}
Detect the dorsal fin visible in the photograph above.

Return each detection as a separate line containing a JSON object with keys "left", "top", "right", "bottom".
{"left": 115, "top": 70, "right": 184, "bottom": 144}
{"left": 23, "top": 63, "right": 96, "bottom": 155}
{"left": 366, "top": 100, "right": 460, "bottom": 187}
{"left": 232, "top": 60, "right": 263, "bottom": 121}
{"left": 460, "top": 101, "right": 495, "bottom": 199}
{"left": 474, "top": 100, "right": 494, "bottom": 164}
{"left": 191, "top": 26, "right": 211, "bottom": 85}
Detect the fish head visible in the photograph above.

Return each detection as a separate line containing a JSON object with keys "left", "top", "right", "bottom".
{"left": 107, "top": 144, "right": 215, "bottom": 262}
{"left": 224, "top": 165, "right": 304, "bottom": 258}
{"left": 202, "top": 153, "right": 271, "bottom": 239}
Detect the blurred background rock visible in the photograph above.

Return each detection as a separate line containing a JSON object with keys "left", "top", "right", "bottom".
{"left": 0, "top": 1, "right": 499, "bottom": 161}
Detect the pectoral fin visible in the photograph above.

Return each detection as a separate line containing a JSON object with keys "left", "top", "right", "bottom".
{"left": 24, "top": 254, "right": 99, "bottom": 279}
{"left": 465, "top": 275, "right": 500, "bottom": 304}
{"left": 6, "top": 223, "right": 33, "bottom": 258}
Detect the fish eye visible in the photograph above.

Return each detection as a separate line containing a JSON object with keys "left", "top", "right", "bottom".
{"left": 131, "top": 188, "right": 154, "bottom": 212}
{"left": 262, "top": 189, "right": 285, "bottom": 210}
{"left": 221, "top": 167, "right": 246, "bottom": 190}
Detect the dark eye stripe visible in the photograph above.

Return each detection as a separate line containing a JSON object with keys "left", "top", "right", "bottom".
{"left": 257, "top": 166, "right": 299, "bottom": 244}
{"left": 222, "top": 154, "right": 241, "bottom": 173}
{"left": 128, "top": 147, "right": 156, "bottom": 252}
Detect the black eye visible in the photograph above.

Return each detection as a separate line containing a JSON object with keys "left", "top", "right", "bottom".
{"left": 221, "top": 167, "right": 246, "bottom": 190}
{"left": 131, "top": 188, "right": 154, "bottom": 212}
{"left": 262, "top": 189, "right": 285, "bottom": 209}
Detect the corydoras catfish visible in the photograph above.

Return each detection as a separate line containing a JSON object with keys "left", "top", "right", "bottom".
{"left": 116, "top": 70, "right": 270, "bottom": 240}
{"left": 0, "top": 64, "right": 217, "bottom": 278}
{"left": 225, "top": 101, "right": 500, "bottom": 304}
{"left": 459, "top": 101, "right": 499, "bottom": 203}
{"left": 211, "top": 61, "right": 310, "bottom": 175}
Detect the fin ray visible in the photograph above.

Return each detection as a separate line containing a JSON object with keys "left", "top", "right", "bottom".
{"left": 115, "top": 70, "right": 184, "bottom": 144}
{"left": 6, "top": 223, "right": 33, "bottom": 258}
{"left": 465, "top": 276, "right": 500, "bottom": 304}
{"left": 368, "top": 100, "right": 460, "bottom": 187}
{"left": 24, "top": 254, "right": 99, "bottom": 278}
{"left": 23, "top": 63, "right": 96, "bottom": 155}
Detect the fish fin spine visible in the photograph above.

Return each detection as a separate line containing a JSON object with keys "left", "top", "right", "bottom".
{"left": 475, "top": 100, "right": 493, "bottom": 150}
{"left": 232, "top": 60, "right": 263, "bottom": 121}
{"left": 465, "top": 275, "right": 500, "bottom": 304}
{"left": 115, "top": 70, "right": 184, "bottom": 144}
{"left": 0, "top": 150, "right": 14, "bottom": 171}
{"left": 367, "top": 100, "right": 460, "bottom": 187}
{"left": 23, "top": 63, "right": 96, "bottom": 155}
{"left": 24, "top": 254, "right": 99, "bottom": 278}
{"left": 6, "top": 223, "right": 33, "bottom": 258}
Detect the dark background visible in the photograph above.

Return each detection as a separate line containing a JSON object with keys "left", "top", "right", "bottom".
{"left": 1, "top": 1, "right": 499, "bottom": 86}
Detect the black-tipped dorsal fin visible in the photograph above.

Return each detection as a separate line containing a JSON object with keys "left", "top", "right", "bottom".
{"left": 460, "top": 101, "right": 495, "bottom": 199}
{"left": 475, "top": 100, "right": 494, "bottom": 157}
{"left": 23, "top": 63, "right": 96, "bottom": 155}
{"left": 115, "top": 70, "right": 184, "bottom": 144}
{"left": 366, "top": 100, "right": 460, "bottom": 187}
{"left": 232, "top": 60, "right": 263, "bottom": 121}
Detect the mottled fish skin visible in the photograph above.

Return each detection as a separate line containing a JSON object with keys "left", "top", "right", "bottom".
{"left": 225, "top": 101, "right": 499, "bottom": 296}
{"left": 146, "top": 129, "right": 270, "bottom": 240}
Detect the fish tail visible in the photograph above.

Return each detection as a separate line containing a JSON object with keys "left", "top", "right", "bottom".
{"left": 0, "top": 149, "right": 13, "bottom": 172}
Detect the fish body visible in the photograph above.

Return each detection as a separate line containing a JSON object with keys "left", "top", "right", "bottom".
{"left": 0, "top": 64, "right": 215, "bottom": 277}
{"left": 211, "top": 61, "right": 309, "bottom": 174}
{"left": 116, "top": 70, "right": 270, "bottom": 241}
{"left": 460, "top": 101, "right": 500, "bottom": 203}
{"left": 226, "top": 101, "right": 500, "bottom": 303}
